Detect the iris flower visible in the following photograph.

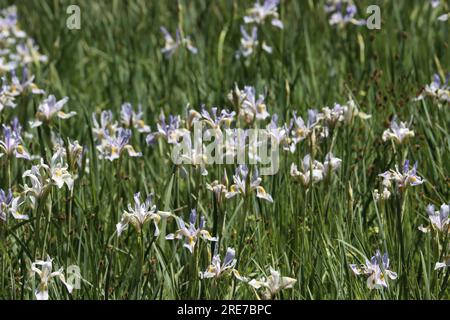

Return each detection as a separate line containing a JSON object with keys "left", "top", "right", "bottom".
{"left": 435, "top": 256, "right": 450, "bottom": 270}
{"left": 166, "top": 209, "right": 217, "bottom": 253}
{"left": 11, "top": 38, "right": 48, "bottom": 65}
{"left": 247, "top": 267, "right": 297, "bottom": 300}
{"left": 382, "top": 116, "right": 414, "bottom": 144}
{"left": 416, "top": 73, "right": 450, "bottom": 102}
{"left": 225, "top": 165, "right": 273, "bottom": 203}
{"left": 243, "top": 0, "right": 284, "bottom": 29}
{"left": 0, "top": 120, "right": 31, "bottom": 160}
{"left": 116, "top": 192, "right": 171, "bottom": 237}
{"left": 30, "top": 95, "right": 75, "bottom": 128}
{"left": 378, "top": 160, "right": 424, "bottom": 190}
{"left": 236, "top": 26, "right": 272, "bottom": 59}
{"left": 31, "top": 256, "right": 74, "bottom": 300}
{"left": 120, "top": 102, "right": 151, "bottom": 133}
{"left": 350, "top": 250, "right": 398, "bottom": 289}
{"left": 92, "top": 110, "right": 118, "bottom": 141}
{"left": 23, "top": 150, "right": 74, "bottom": 205}
{"left": 0, "top": 188, "right": 28, "bottom": 221}
{"left": 290, "top": 154, "right": 325, "bottom": 187}
{"left": 325, "top": 1, "right": 366, "bottom": 27}
{"left": 160, "top": 26, "right": 197, "bottom": 58}
{"left": 419, "top": 203, "right": 449, "bottom": 233}
{"left": 284, "top": 110, "right": 319, "bottom": 152}
{"left": 200, "top": 247, "right": 247, "bottom": 280}
{"left": 146, "top": 113, "right": 188, "bottom": 145}
{"left": 96, "top": 128, "right": 141, "bottom": 161}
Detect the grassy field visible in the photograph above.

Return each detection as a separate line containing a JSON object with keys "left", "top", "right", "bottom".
{"left": 0, "top": 0, "right": 449, "bottom": 300}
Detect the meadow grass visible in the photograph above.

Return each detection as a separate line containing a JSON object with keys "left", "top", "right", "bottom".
{"left": 0, "top": 0, "right": 449, "bottom": 299}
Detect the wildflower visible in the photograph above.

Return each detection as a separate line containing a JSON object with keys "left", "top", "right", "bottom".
{"left": 247, "top": 267, "right": 297, "bottom": 300}
{"left": 0, "top": 121, "right": 31, "bottom": 160}
{"left": 242, "top": 86, "right": 270, "bottom": 121}
{"left": 430, "top": 0, "right": 440, "bottom": 8}
{"left": 416, "top": 73, "right": 450, "bottom": 102}
{"left": 92, "top": 110, "right": 118, "bottom": 141}
{"left": 30, "top": 256, "right": 74, "bottom": 300}
{"left": 227, "top": 83, "right": 247, "bottom": 109}
{"left": 96, "top": 128, "right": 141, "bottom": 161}
{"left": 199, "top": 106, "right": 236, "bottom": 130}
{"left": 284, "top": 110, "right": 319, "bottom": 152}
{"left": 382, "top": 116, "right": 414, "bottom": 144}
{"left": 146, "top": 113, "right": 188, "bottom": 145}
{"left": 435, "top": 256, "right": 450, "bottom": 270}
{"left": 0, "top": 57, "right": 16, "bottom": 73}
{"left": 419, "top": 203, "right": 449, "bottom": 233}
{"left": 349, "top": 250, "right": 398, "bottom": 289}
{"left": 160, "top": 26, "right": 197, "bottom": 58}
{"left": 47, "top": 149, "right": 75, "bottom": 190}
{"left": 60, "top": 138, "right": 84, "bottom": 170}
{"left": 23, "top": 151, "right": 74, "bottom": 204}
{"left": 236, "top": 26, "right": 272, "bottom": 59}
{"left": 166, "top": 209, "right": 217, "bottom": 253}
{"left": 325, "top": 1, "right": 366, "bottom": 27}
{"left": 323, "top": 152, "right": 342, "bottom": 177}
{"left": 243, "top": 0, "right": 283, "bottom": 29}
{"left": 290, "top": 154, "right": 324, "bottom": 187}
{"left": 0, "top": 78, "right": 17, "bottom": 111}
{"left": 116, "top": 192, "right": 171, "bottom": 237}
{"left": 318, "top": 103, "right": 345, "bottom": 127}
{"left": 9, "top": 68, "right": 45, "bottom": 96}
{"left": 30, "top": 95, "right": 75, "bottom": 128}
{"left": 437, "top": 13, "right": 449, "bottom": 22}
{"left": 206, "top": 171, "right": 228, "bottom": 203}
{"left": 0, "top": 188, "right": 28, "bottom": 221}
{"left": 10, "top": 38, "right": 47, "bottom": 65}
{"left": 378, "top": 160, "right": 424, "bottom": 191}
{"left": 225, "top": 165, "right": 273, "bottom": 202}
{"left": 292, "top": 110, "right": 319, "bottom": 142}
{"left": 266, "top": 114, "right": 286, "bottom": 146}
{"left": 23, "top": 165, "right": 51, "bottom": 203}
{"left": 231, "top": 85, "right": 270, "bottom": 124}
{"left": 160, "top": 27, "right": 180, "bottom": 58}
{"left": 341, "top": 98, "right": 371, "bottom": 124}
{"left": 120, "top": 102, "right": 151, "bottom": 133}
{"left": 174, "top": 133, "right": 209, "bottom": 176}
{"left": 200, "top": 247, "right": 247, "bottom": 280}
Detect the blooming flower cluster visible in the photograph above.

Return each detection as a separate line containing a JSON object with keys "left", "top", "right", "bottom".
{"left": 0, "top": 6, "right": 46, "bottom": 114}
{"left": 92, "top": 105, "right": 144, "bottom": 162}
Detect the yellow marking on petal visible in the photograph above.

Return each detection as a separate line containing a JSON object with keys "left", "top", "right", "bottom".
{"left": 111, "top": 146, "right": 118, "bottom": 156}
